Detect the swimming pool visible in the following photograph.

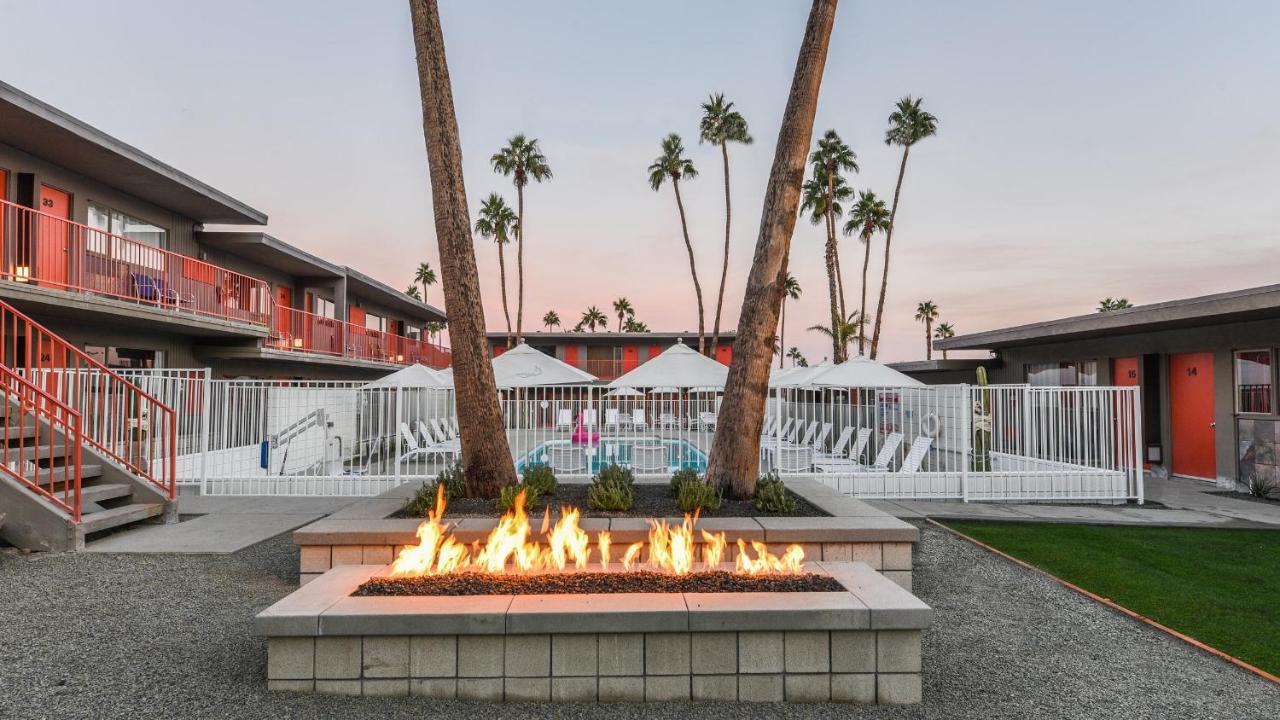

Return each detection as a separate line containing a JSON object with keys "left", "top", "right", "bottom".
{"left": 516, "top": 436, "right": 708, "bottom": 474}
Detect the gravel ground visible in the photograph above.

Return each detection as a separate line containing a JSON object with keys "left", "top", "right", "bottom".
{"left": 1, "top": 523, "right": 1276, "bottom": 719}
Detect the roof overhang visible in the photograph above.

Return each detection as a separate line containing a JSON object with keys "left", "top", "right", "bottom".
{"left": 0, "top": 81, "right": 266, "bottom": 225}
{"left": 196, "top": 232, "right": 343, "bottom": 279}
{"left": 887, "top": 359, "right": 996, "bottom": 373}
{"left": 489, "top": 331, "right": 734, "bottom": 343}
{"left": 344, "top": 267, "right": 446, "bottom": 324}
{"left": 938, "top": 284, "right": 1280, "bottom": 351}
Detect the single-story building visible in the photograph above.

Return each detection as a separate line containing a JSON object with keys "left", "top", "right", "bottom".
{"left": 924, "top": 283, "right": 1280, "bottom": 486}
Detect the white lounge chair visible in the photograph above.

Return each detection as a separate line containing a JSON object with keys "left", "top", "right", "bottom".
{"left": 604, "top": 407, "right": 621, "bottom": 431}
{"left": 631, "top": 443, "right": 670, "bottom": 473}
{"left": 582, "top": 409, "right": 598, "bottom": 428}
{"left": 547, "top": 445, "right": 587, "bottom": 474}
{"left": 774, "top": 445, "right": 814, "bottom": 473}
{"left": 696, "top": 411, "right": 718, "bottom": 431}
{"left": 794, "top": 421, "right": 819, "bottom": 448}
{"left": 399, "top": 423, "right": 458, "bottom": 464}
{"left": 772, "top": 418, "right": 795, "bottom": 442}
{"left": 807, "top": 422, "right": 832, "bottom": 451}
{"left": 899, "top": 436, "right": 933, "bottom": 473}
{"left": 432, "top": 418, "right": 455, "bottom": 442}
{"left": 863, "top": 432, "right": 905, "bottom": 471}
{"left": 658, "top": 412, "right": 679, "bottom": 430}
{"left": 449, "top": 417, "right": 459, "bottom": 435}
{"left": 759, "top": 415, "right": 777, "bottom": 439}
{"left": 631, "top": 408, "right": 648, "bottom": 430}
{"left": 817, "top": 427, "right": 854, "bottom": 460}
{"left": 555, "top": 408, "right": 573, "bottom": 431}
{"left": 812, "top": 428, "right": 874, "bottom": 473}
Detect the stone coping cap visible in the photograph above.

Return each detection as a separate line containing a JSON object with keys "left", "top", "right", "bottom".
{"left": 254, "top": 562, "right": 931, "bottom": 638}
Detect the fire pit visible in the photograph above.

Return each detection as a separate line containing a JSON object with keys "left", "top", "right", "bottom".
{"left": 257, "top": 488, "right": 932, "bottom": 704}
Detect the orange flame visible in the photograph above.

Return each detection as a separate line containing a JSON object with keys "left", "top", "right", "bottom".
{"left": 388, "top": 488, "right": 805, "bottom": 578}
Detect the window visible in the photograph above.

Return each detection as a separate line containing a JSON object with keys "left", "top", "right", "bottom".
{"left": 1235, "top": 350, "right": 1272, "bottom": 414}
{"left": 85, "top": 345, "right": 160, "bottom": 369}
{"left": 87, "top": 202, "right": 167, "bottom": 271}
{"left": 364, "top": 313, "right": 387, "bottom": 333}
{"left": 313, "top": 297, "right": 335, "bottom": 319}
{"left": 1025, "top": 360, "right": 1098, "bottom": 387}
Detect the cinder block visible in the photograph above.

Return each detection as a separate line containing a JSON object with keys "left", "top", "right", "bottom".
{"left": 691, "top": 632, "right": 737, "bottom": 675}
{"left": 691, "top": 675, "right": 737, "bottom": 701}
{"left": 552, "top": 634, "right": 598, "bottom": 676}
{"left": 644, "top": 633, "right": 691, "bottom": 676}
{"left": 410, "top": 678, "right": 457, "bottom": 699}
{"left": 362, "top": 545, "right": 393, "bottom": 565}
{"left": 882, "top": 542, "right": 913, "bottom": 571}
{"left": 882, "top": 570, "right": 912, "bottom": 592}
{"left": 737, "top": 674, "right": 784, "bottom": 702}
{"left": 505, "top": 677, "right": 551, "bottom": 701}
{"left": 551, "top": 676, "right": 598, "bottom": 702}
{"left": 831, "top": 673, "right": 876, "bottom": 703}
{"left": 458, "top": 636, "right": 504, "bottom": 678}
{"left": 738, "top": 632, "right": 784, "bottom": 674}
{"left": 830, "top": 631, "right": 875, "bottom": 673}
{"left": 362, "top": 636, "right": 409, "bottom": 678}
{"left": 299, "top": 545, "right": 331, "bottom": 573}
{"left": 315, "top": 679, "right": 361, "bottom": 695}
{"left": 877, "top": 673, "right": 922, "bottom": 705}
{"left": 644, "top": 675, "right": 691, "bottom": 701}
{"left": 267, "top": 637, "right": 314, "bottom": 680}
{"left": 315, "top": 636, "right": 361, "bottom": 679}
{"left": 821, "top": 543, "right": 852, "bottom": 562}
{"left": 784, "top": 631, "right": 830, "bottom": 673}
{"left": 410, "top": 635, "right": 457, "bottom": 678}
{"left": 850, "top": 543, "right": 883, "bottom": 570}
{"left": 362, "top": 679, "right": 409, "bottom": 696}
{"left": 505, "top": 634, "right": 551, "bottom": 677}
{"left": 597, "top": 676, "right": 644, "bottom": 702}
{"left": 457, "top": 678, "right": 504, "bottom": 701}
{"left": 268, "top": 679, "right": 313, "bottom": 692}
{"left": 331, "top": 545, "right": 363, "bottom": 566}
{"left": 299, "top": 573, "right": 320, "bottom": 586}
{"left": 876, "top": 630, "right": 921, "bottom": 673}
{"left": 785, "top": 674, "right": 830, "bottom": 702}
{"left": 598, "top": 633, "right": 644, "bottom": 676}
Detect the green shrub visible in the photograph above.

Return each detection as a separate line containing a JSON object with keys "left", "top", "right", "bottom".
{"left": 669, "top": 468, "right": 701, "bottom": 497}
{"left": 754, "top": 472, "right": 796, "bottom": 513}
{"left": 402, "top": 481, "right": 444, "bottom": 516}
{"left": 436, "top": 462, "right": 466, "bottom": 499}
{"left": 521, "top": 464, "right": 558, "bottom": 496}
{"left": 587, "top": 476, "right": 633, "bottom": 512}
{"left": 1248, "top": 473, "right": 1280, "bottom": 500}
{"left": 676, "top": 479, "right": 722, "bottom": 513}
{"left": 497, "top": 482, "right": 543, "bottom": 513}
{"left": 596, "top": 463, "right": 635, "bottom": 488}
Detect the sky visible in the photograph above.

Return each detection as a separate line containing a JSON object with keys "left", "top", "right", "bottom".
{"left": 2, "top": 0, "right": 1278, "bottom": 363}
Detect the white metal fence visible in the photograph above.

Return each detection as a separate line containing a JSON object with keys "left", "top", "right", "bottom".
{"left": 113, "top": 371, "right": 1142, "bottom": 503}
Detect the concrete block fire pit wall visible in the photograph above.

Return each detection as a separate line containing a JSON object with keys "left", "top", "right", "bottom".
{"left": 292, "top": 479, "right": 919, "bottom": 590}
{"left": 257, "top": 561, "right": 930, "bottom": 704}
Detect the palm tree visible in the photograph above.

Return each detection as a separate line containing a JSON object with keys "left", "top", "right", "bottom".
{"left": 933, "top": 321, "right": 955, "bottom": 360}
{"left": 580, "top": 306, "right": 608, "bottom": 332}
{"left": 542, "top": 310, "right": 561, "bottom": 331}
{"left": 414, "top": 262, "right": 437, "bottom": 303}
{"left": 408, "top": 0, "right": 517, "bottom": 496}
{"left": 915, "top": 300, "right": 939, "bottom": 360}
{"left": 648, "top": 133, "right": 706, "bottom": 353}
{"left": 612, "top": 297, "right": 635, "bottom": 332}
{"left": 705, "top": 0, "right": 837, "bottom": 499}
{"left": 1098, "top": 297, "right": 1133, "bottom": 312}
{"left": 491, "top": 134, "right": 552, "bottom": 345}
{"left": 869, "top": 96, "right": 938, "bottom": 359}
{"left": 778, "top": 273, "right": 801, "bottom": 368}
{"left": 622, "top": 317, "right": 650, "bottom": 333}
{"left": 404, "top": 285, "right": 422, "bottom": 300}
{"left": 473, "top": 193, "right": 517, "bottom": 346}
{"left": 699, "top": 93, "right": 753, "bottom": 357}
{"left": 808, "top": 310, "right": 859, "bottom": 359}
{"left": 787, "top": 347, "right": 807, "bottom": 367}
{"left": 843, "top": 190, "right": 890, "bottom": 356}
{"left": 800, "top": 133, "right": 857, "bottom": 362}
{"left": 425, "top": 321, "right": 446, "bottom": 344}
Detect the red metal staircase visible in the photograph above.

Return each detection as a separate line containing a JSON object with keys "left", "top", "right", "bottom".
{"left": 0, "top": 299, "right": 177, "bottom": 551}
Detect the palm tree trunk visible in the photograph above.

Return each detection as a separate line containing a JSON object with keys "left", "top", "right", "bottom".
{"left": 925, "top": 318, "right": 932, "bottom": 360}
{"left": 408, "top": 0, "right": 517, "bottom": 497}
{"left": 497, "top": 243, "right": 512, "bottom": 347}
{"left": 515, "top": 185, "right": 525, "bottom": 345}
{"left": 778, "top": 297, "right": 786, "bottom": 369}
{"left": 710, "top": 140, "right": 732, "bottom": 358}
{"left": 671, "top": 178, "right": 706, "bottom": 354}
{"left": 705, "top": 0, "right": 837, "bottom": 498}
{"left": 870, "top": 144, "right": 910, "bottom": 360}
{"left": 858, "top": 231, "right": 871, "bottom": 356}
{"left": 823, "top": 224, "right": 840, "bottom": 363}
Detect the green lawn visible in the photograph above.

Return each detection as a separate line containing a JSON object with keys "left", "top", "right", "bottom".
{"left": 939, "top": 521, "right": 1280, "bottom": 677}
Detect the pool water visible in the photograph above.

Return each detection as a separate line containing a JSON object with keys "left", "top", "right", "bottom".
{"left": 517, "top": 436, "right": 708, "bottom": 474}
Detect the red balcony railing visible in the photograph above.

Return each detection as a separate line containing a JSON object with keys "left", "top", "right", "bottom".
{"left": 270, "top": 305, "right": 452, "bottom": 369}
{"left": 579, "top": 358, "right": 627, "bottom": 380}
{"left": 0, "top": 363, "right": 83, "bottom": 521}
{"left": 0, "top": 198, "right": 272, "bottom": 326}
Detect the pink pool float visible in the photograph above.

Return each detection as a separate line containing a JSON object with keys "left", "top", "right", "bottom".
{"left": 570, "top": 422, "right": 600, "bottom": 445}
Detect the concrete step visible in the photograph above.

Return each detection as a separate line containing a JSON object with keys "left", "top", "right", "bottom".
{"left": 79, "top": 503, "right": 164, "bottom": 535}
{"left": 78, "top": 483, "right": 133, "bottom": 506}
{"left": 18, "top": 464, "right": 102, "bottom": 483}
{"left": 16, "top": 444, "right": 69, "bottom": 461}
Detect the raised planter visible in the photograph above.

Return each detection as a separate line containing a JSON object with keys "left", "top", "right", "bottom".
{"left": 257, "top": 561, "right": 930, "bottom": 704}
{"left": 291, "top": 478, "right": 920, "bottom": 590}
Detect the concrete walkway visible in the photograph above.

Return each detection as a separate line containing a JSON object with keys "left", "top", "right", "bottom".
{"left": 85, "top": 495, "right": 360, "bottom": 554}
{"left": 869, "top": 474, "right": 1280, "bottom": 529}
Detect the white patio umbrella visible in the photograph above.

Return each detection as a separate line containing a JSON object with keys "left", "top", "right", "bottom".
{"left": 440, "top": 343, "right": 597, "bottom": 388}
{"left": 768, "top": 360, "right": 833, "bottom": 389}
{"left": 604, "top": 387, "right": 644, "bottom": 397}
{"left": 364, "top": 363, "right": 450, "bottom": 389}
{"left": 608, "top": 342, "right": 728, "bottom": 389}
{"left": 775, "top": 356, "right": 922, "bottom": 389}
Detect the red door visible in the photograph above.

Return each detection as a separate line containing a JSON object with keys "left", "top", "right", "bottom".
{"left": 37, "top": 184, "right": 71, "bottom": 288}
{"left": 562, "top": 344, "right": 577, "bottom": 366}
{"left": 275, "top": 287, "right": 293, "bottom": 347}
{"left": 1170, "top": 352, "right": 1216, "bottom": 479}
{"left": 621, "top": 345, "right": 639, "bottom": 372}
{"left": 715, "top": 345, "right": 733, "bottom": 365}
{"left": 1112, "top": 357, "right": 1139, "bottom": 387}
